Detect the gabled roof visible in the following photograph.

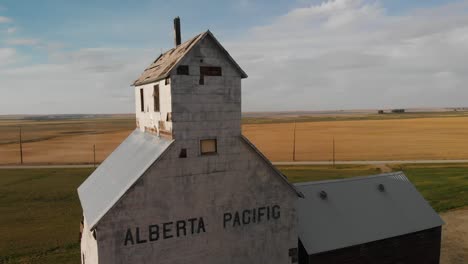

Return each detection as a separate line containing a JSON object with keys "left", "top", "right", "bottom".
{"left": 241, "top": 135, "right": 304, "bottom": 198}
{"left": 133, "top": 30, "right": 247, "bottom": 86}
{"left": 77, "top": 129, "right": 173, "bottom": 230}
{"left": 295, "top": 172, "right": 444, "bottom": 255}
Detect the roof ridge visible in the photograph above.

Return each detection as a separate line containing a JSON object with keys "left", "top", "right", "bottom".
{"left": 294, "top": 171, "right": 405, "bottom": 187}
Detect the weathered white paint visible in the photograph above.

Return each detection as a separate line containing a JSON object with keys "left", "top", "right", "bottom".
{"left": 81, "top": 219, "right": 98, "bottom": 264}
{"left": 134, "top": 79, "right": 172, "bottom": 134}
{"left": 81, "top": 33, "right": 298, "bottom": 264}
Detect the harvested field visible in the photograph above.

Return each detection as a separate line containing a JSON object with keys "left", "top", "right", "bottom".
{"left": 1, "top": 114, "right": 468, "bottom": 164}
{"left": 243, "top": 116, "right": 468, "bottom": 162}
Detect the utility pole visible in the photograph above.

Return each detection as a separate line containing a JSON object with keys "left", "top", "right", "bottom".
{"left": 19, "top": 127, "right": 23, "bottom": 165}
{"left": 93, "top": 144, "right": 96, "bottom": 168}
{"left": 332, "top": 136, "right": 336, "bottom": 167}
{"left": 293, "top": 122, "right": 297, "bottom": 162}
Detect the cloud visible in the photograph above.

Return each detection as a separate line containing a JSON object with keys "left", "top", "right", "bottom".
{"left": 5, "top": 38, "right": 40, "bottom": 46}
{"left": 227, "top": 0, "right": 468, "bottom": 111}
{"left": 6, "top": 27, "right": 16, "bottom": 34}
{"left": 0, "top": 47, "right": 155, "bottom": 114}
{"left": 0, "top": 16, "right": 11, "bottom": 23}
{"left": 0, "top": 48, "right": 17, "bottom": 67}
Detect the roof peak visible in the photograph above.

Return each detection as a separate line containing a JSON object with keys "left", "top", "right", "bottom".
{"left": 132, "top": 30, "right": 247, "bottom": 86}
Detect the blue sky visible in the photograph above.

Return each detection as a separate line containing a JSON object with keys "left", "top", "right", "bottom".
{"left": 1, "top": 0, "right": 468, "bottom": 114}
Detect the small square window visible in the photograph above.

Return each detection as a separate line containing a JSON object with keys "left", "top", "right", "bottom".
{"left": 200, "top": 139, "right": 217, "bottom": 155}
{"left": 177, "top": 65, "right": 189, "bottom": 75}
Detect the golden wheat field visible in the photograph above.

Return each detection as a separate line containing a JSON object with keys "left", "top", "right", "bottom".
{"left": 1, "top": 115, "right": 468, "bottom": 164}
{"left": 243, "top": 116, "right": 468, "bottom": 161}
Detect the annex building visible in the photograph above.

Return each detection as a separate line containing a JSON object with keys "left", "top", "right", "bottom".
{"left": 78, "top": 18, "right": 443, "bottom": 264}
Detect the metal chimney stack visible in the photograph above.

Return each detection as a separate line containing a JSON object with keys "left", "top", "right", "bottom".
{"left": 174, "top": 17, "right": 181, "bottom": 47}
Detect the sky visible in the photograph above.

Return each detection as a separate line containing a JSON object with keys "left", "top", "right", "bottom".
{"left": 0, "top": 0, "right": 467, "bottom": 114}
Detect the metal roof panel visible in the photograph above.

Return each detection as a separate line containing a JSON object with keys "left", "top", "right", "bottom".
{"left": 295, "top": 172, "right": 444, "bottom": 254}
{"left": 77, "top": 129, "right": 173, "bottom": 230}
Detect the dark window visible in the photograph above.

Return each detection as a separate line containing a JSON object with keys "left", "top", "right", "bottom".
{"left": 179, "top": 148, "right": 187, "bottom": 158}
{"left": 165, "top": 77, "right": 170, "bottom": 85}
{"left": 140, "top": 89, "right": 144, "bottom": 112}
{"left": 200, "top": 66, "right": 222, "bottom": 76}
{"left": 200, "top": 139, "right": 217, "bottom": 155}
{"left": 153, "top": 85, "right": 160, "bottom": 112}
{"left": 177, "top": 65, "right": 189, "bottom": 75}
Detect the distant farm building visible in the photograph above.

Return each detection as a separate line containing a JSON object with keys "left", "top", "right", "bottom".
{"left": 77, "top": 18, "right": 443, "bottom": 264}
{"left": 391, "top": 109, "right": 406, "bottom": 113}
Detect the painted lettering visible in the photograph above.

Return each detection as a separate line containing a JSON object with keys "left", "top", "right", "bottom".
{"left": 223, "top": 204, "right": 281, "bottom": 229}
{"left": 242, "top": 210, "right": 251, "bottom": 225}
{"left": 163, "top": 222, "right": 173, "bottom": 239}
{"left": 188, "top": 218, "right": 197, "bottom": 234}
{"left": 223, "top": 213, "right": 232, "bottom": 228}
{"left": 149, "top": 225, "right": 159, "bottom": 241}
{"left": 258, "top": 207, "right": 266, "bottom": 222}
{"left": 233, "top": 212, "right": 241, "bottom": 226}
{"left": 197, "top": 217, "right": 206, "bottom": 233}
{"left": 272, "top": 205, "right": 280, "bottom": 219}
{"left": 124, "top": 217, "right": 207, "bottom": 246}
{"left": 124, "top": 228, "right": 134, "bottom": 246}
{"left": 176, "top": 220, "right": 186, "bottom": 237}
{"left": 136, "top": 227, "right": 147, "bottom": 244}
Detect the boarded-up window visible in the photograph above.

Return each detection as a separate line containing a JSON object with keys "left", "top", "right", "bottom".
{"left": 177, "top": 65, "right": 189, "bottom": 75}
{"left": 140, "top": 89, "right": 144, "bottom": 112}
{"left": 199, "top": 66, "right": 222, "bottom": 85}
{"left": 200, "top": 66, "right": 222, "bottom": 76}
{"left": 200, "top": 139, "right": 217, "bottom": 155}
{"left": 153, "top": 85, "right": 160, "bottom": 112}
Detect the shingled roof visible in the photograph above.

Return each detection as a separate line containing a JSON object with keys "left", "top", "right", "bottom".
{"left": 133, "top": 30, "right": 247, "bottom": 86}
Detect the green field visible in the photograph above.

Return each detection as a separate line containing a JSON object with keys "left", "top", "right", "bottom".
{"left": 278, "top": 163, "right": 468, "bottom": 212}
{"left": 1, "top": 164, "right": 467, "bottom": 263}
{"left": 0, "top": 168, "right": 93, "bottom": 264}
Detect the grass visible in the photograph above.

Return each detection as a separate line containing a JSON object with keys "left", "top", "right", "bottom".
{"left": 278, "top": 164, "right": 382, "bottom": 182}
{"left": 0, "top": 168, "right": 93, "bottom": 264}
{"left": 278, "top": 163, "right": 468, "bottom": 212}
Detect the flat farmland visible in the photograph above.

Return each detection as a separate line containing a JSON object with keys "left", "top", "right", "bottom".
{"left": 1, "top": 113, "right": 468, "bottom": 164}
{"left": 0, "top": 118, "right": 133, "bottom": 165}
{"left": 243, "top": 116, "right": 468, "bottom": 161}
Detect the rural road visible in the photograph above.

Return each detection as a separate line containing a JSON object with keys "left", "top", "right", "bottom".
{"left": 272, "top": 160, "right": 468, "bottom": 165}
{"left": 1, "top": 160, "right": 468, "bottom": 169}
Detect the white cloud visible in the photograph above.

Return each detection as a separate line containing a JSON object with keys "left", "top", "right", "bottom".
{"left": 227, "top": 0, "right": 468, "bottom": 111}
{"left": 5, "top": 38, "right": 40, "bottom": 46}
{"left": 0, "top": 47, "right": 155, "bottom": 114}
{"left": 6, "top": 27, "right": 16, "bottom": 34}
{"left": 0, "top": 48, "right": 17, "bottom": 66}
{"left": 0, "top": 16, "right": 11, "bottom": 23}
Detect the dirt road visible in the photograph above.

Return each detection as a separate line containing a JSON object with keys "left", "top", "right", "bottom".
{"left": 441, "top": 207, "right": 468, "bottom": 264}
